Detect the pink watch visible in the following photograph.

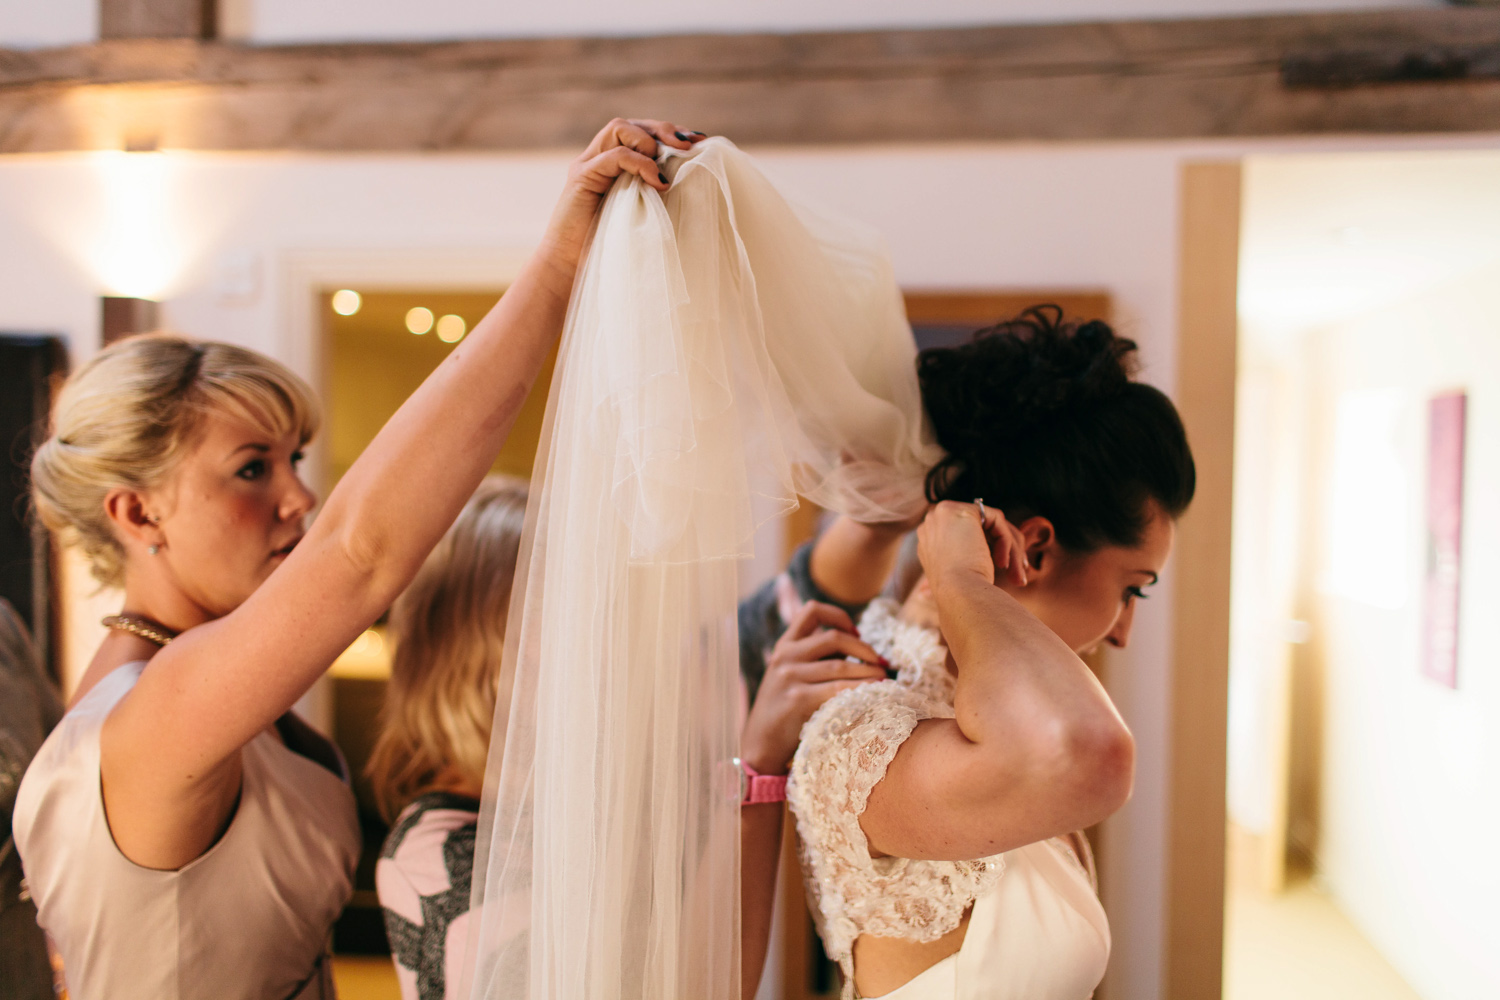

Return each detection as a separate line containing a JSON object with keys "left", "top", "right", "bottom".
{"left": 734, "top": 758, "right": 787, "bottom": 805}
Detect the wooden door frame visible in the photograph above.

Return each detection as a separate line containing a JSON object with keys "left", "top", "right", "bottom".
{"left": 1166, "top": 162, "right": 1241, "bottom": 1000}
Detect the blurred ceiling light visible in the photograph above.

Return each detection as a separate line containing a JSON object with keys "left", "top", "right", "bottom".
{"left": 436, "top": 314, "right": 467, "bottom": 343}
{"left": 350, "top": 629, "right": 385, "bottom": 658}
{"left": 89, "top": 150, "right": 176, "bottom": 299}
{"left": 406, "top": 306, "right": 434, "bottom": 335}
{"left": 331, "top": 627, "right": 392, "bottom": 680}
{"left": 331, "top": 289, "right": 362, "bottom": 315}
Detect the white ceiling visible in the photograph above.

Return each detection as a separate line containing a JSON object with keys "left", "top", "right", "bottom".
{"left": 1239, "top": 149, "right": 1500, "bottom": 348}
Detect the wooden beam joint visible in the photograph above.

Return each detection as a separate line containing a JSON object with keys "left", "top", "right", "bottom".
{"left": 1283, "top": 42, "right": 1500, "bottom": 88}
{"left": 99, "top": 0, "right": 216, "bottom": 41}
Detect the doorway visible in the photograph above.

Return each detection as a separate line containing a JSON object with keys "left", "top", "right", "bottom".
{"left": 1222, "top": 149, "right": 1500, "bottom": 1000}
{"left": 317, "top": 285, "right": 554, "bottom": 985}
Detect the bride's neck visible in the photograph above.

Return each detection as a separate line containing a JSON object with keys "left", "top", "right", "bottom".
{"left": 896, "top": 576, "right": 941, "bottom": 630}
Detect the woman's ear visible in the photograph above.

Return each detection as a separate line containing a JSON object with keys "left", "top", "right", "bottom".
{"left": 1015, "top": 516, "right": 1057, "bottom": 580}
{"left": 103, "top": 488, "right": 163, "bottom": 551}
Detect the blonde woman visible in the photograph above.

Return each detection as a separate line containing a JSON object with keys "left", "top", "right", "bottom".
{"left": 13, "top": 119, "right": 704, "bottom": 1000}
{"left": 367, "top": 476, "right": 528, "bottom": 1000}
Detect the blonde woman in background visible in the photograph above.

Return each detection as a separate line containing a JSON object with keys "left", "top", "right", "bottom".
{"left": 367, "top": 476, "right": 528, "bottom": 1000}
{"left": 13, "top": 119, "right": 704, "bottom": 1000}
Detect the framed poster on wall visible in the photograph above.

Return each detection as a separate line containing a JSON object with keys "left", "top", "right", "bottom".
{"left": 1422, "top": 391, "right": 1466, "bottom": 689}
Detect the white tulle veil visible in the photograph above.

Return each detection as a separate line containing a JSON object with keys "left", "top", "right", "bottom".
{"left": 462, "top": 138, "right": 942, "bottom": 1000}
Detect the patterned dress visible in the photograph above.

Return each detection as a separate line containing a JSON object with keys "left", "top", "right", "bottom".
{"left": 376, "top": 792, "right": 481, "bottom": 1000}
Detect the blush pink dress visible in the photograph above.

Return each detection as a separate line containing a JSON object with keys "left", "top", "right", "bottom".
{"left": 14, "top": 661, "right": 361, "bottom": 1000}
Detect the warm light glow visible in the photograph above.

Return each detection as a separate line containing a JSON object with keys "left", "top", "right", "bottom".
{"left": 350, "top": 629, "right": 385, "bottom": 657}
{"left": 89, "top": 151, "right": 177, "bottom": 299}
{"left": 331, "top": 289, "right": 362, "bottom": 315}
{"left": 330, "top": 627, "right": 391, "bottom": 680}
{"left": 28, "top": 151, "right": 249, "bottom": 302}
{"left": 406, "top": 307, "right": 434, "bottom": 335}
{"left": 436, "top": 314, "right": 467, "bottom": 343}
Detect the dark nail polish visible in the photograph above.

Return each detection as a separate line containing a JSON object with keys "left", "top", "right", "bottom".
{"left": 675, "top": 131, "right": 690, "bottom": 140}
{"left": 690, "top": 130, "right": 706, "bottom": 136}
{"left": 659, "top": 172, "right": 669, "bottom": 185}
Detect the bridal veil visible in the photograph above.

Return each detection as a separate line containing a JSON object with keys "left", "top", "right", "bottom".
{"left": 464, "top": 137, "right": 942, "bottom": 1000}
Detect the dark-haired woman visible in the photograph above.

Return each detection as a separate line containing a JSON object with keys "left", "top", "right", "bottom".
{"left": 751, "top": 308, "right": 1195, "bottom": 1000}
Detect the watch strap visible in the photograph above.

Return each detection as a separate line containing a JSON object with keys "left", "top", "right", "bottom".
{"left": 737, "top": 758, "right": 788, "bottom": 804}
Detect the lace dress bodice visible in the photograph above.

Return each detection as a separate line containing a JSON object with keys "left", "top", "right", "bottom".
{"left": 787, "top": 600, "right": 1109, "bottom": 999}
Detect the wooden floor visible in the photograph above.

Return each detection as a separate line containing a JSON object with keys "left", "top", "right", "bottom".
{"left": 331, "top": 955, "right": 402, "bottom": 1000}
{"left": 1224, "top": 875, "right": 1423, "bottom": 1000}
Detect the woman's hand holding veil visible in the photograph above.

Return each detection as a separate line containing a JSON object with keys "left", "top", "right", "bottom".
{"left": 540, "top": 118, "right": 705, "bottom": 267}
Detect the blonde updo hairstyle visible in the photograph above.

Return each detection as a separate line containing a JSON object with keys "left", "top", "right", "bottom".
{"left": 367, "top": 476, "right": 529, "bottom": 821}
{"left": 30, "top": 333, "right": 320, "bottom": 589}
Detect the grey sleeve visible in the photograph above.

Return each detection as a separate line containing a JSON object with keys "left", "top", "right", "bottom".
{"left": 736, "top": 541, "right": 871, "bottom": 705}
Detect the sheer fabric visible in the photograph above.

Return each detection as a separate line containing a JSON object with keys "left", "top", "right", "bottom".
{"left": 464, "top": 138, "right": 941, "bottom": 1000}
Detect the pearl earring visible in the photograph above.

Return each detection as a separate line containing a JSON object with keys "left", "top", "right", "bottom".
{"left": 148, "top": 544, "right": 160, "bottom": 555}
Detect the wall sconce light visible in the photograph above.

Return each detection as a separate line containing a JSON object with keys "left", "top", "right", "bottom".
{"left": 102, "top": 296, "right": 160, "bottom": 346}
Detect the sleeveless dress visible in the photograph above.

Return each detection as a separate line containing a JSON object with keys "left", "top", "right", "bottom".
{"left": 13, "top": 661, "right": 362, "bottom": 1000}
{"left": 787, "top": 600, "right": 1111, "bottom": 1000}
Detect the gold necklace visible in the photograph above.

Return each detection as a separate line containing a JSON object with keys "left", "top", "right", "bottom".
{"left": 101, "top": 614, "right": 178, "bottom": 647}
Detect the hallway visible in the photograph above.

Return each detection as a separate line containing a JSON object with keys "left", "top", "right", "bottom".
{"left": 1225, "top": 874, "right": 1422, "bottom": 1000}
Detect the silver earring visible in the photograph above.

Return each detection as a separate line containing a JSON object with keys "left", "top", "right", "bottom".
{"left": 148, "top": 544, "right": 160, "bottom": 555}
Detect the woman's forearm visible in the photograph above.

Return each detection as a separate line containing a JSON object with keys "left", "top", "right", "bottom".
{"left": 807, "top": 517, "right": 909, "bottom": 605}
{"left": 318, "top": 247, "right": 573, "bottom": 606}
{"left": 741, "top": 805, "right": 784, "bottom": 999}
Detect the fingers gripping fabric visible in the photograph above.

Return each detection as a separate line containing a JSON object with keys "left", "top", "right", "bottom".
{"left": 463, "top": 139, "right": 942, "bottom": 1000}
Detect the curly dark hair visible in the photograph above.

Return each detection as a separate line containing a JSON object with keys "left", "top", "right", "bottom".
{"left": 917, "top": 305, "right": 1195, "bottom": 552}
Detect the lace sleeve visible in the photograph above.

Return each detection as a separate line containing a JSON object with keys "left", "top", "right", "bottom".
{"left": 786, "top": 681, "right": 1003, "bottom": 974}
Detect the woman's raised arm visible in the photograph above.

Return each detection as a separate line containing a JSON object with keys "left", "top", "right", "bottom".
{"left": 102, "top": 120, "right": 702, "bottom": 868}
{"left": 858, "top": 501, "right": 1135, "bottom": 862}
{"left": 805, "top": 511, "right": 928, "bottom": 606}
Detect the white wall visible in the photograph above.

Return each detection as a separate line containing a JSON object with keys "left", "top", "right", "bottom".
{"left": 1295, "top": 268, "right": 1500, "bottom": 1000}
{"left": 0, "top": 0, "right": 94, "bottom": 48}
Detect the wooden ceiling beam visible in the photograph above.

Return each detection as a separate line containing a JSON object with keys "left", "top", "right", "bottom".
{"left": 2, "top": 8, "right": 1499, "bottom": 154}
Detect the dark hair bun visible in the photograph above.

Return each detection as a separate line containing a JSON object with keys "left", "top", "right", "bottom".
{"left": 918, "top": 305, "right": 1137, "bottom": 458}
{"left": 917, "top": 305, "right": 1194, "bottom": 551}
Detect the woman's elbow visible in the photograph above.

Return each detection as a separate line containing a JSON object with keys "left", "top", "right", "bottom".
{"left": 1059, "top": 717, "right": 1135, "bottom": 822}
